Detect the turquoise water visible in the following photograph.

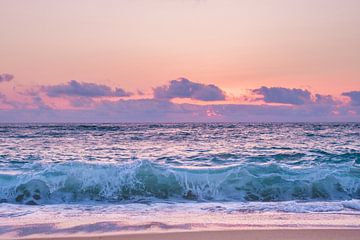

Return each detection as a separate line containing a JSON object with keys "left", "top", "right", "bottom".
{"left": 0, "top": 123, "right": 359, "bottom": 208}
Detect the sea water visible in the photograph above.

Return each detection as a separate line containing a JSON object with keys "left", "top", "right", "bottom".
{"left": 1, "top": 123, "right": 360, "bottom": 237}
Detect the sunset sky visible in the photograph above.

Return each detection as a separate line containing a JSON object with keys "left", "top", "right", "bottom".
{"left": 0, "top": 0, "right": 359, "bottom": 122}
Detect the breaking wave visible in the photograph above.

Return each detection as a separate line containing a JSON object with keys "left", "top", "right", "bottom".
{"left": 1, "top": 160, "right": 360, "bottom": 205}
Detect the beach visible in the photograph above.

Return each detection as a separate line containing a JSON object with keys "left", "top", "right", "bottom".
{"left": 17, "top": 229, "right": 360, "bottom": 240}
{"left": 1, "top": 123, "right": 359, "bottom": 239}
{"left": 1, "top": 202, "right": 360, "bottom": 239}
{"left": 2, "top": 0, "right": 360, "bottom": 238}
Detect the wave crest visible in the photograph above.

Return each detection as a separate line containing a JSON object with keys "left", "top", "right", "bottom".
{"left": 1, "top": 160, "right": 360, "bottom": 204}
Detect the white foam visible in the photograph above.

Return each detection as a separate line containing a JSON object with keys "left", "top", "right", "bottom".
{"left": 342, "top": 200, "right": 360, "bottom": 211}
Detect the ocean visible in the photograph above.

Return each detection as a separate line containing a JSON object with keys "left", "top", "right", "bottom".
{"left": 1, "top": 123, "right": 360, "bottom": 237}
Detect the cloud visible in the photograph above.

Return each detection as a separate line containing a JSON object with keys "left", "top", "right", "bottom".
{"left": 153, "top": 78, "right": 226, "bottom": 101}
{"left": 69, "top": 97, "right": 95, "bottom": 108}
{"left": 0, "top": 73, "right": 14, "bottom": 83}
{"left": 43, "top": 80, "right": 132, "bottom": 98}
{"left": 314, "top": 94, "right": 337, "bottom": 105}
{"left": 0, "top": 92, "right": 21, "bottom": 108}
{"left": 1, "top": 96, "right": 358, "bottom": 123}
{"left": 32, "top": 95, "right": 52, "bottom": 110}
{"left": 342, "top": 91, "right": 360, "bottom": 106}
{"left": 0, "top": 93, "right": 7, "bottom": 104}
{"left": 1, "top": 77, "right": 359, "bottom": 122}
{"left": 252, "top": 86, "right": 311, "bottom": 105}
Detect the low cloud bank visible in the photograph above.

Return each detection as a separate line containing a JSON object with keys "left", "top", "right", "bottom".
{"left": 0, "top": 97, "right": 358, "bottom": 122}
{"left": 0, "top": 78, "right": 359, "bottom": 122}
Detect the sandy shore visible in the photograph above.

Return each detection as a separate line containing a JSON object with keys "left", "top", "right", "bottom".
{"left": 2, "top": 203, "right": 360, "bottom": 239}
{"left": 22, "top": 229, "right": 360, "bottom": 240}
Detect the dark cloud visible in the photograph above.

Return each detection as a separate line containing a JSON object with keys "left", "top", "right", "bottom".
{"left": 153, "top": 78, "right": 226, "bottom": 101}
{"left": 253, "top": 86, "right": 311, "bottom": 105}
{"left": 342, "top": 91, "right": 360, "bottom": 106}
{"left": 0, "top": 73, "right": 14, "bottom": 82}
{"left": 43, "top": 80, "right": 132, "bottom": 98}
{"left": 113, "top": 88, "right": 131, "bottom": 97}
{"left": 314, "top": 94, "right": 337, "bottom": 105}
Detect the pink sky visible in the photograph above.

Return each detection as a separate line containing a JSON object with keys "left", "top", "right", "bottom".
{"left": 0, "top": 0, "right": 359, "bottom": 122}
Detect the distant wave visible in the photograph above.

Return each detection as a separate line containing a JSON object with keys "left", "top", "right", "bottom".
{"left": 1, "top": 160, "right": 360, "bottom": 205}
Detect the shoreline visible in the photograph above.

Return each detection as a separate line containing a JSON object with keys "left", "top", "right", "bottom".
{"left": 1, "top": 203, "right": 360, "bottom": 239}
{"left": 21, "top": 229, "right": 360, "bottom": 240}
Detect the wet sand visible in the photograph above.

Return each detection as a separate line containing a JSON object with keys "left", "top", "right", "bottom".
{"left": 22, "top": 229, "right": 360, "bottom": 240}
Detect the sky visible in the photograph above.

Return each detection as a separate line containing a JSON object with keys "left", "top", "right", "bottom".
{"left": 0, "top": 0, "right": 359, "bottom": 122}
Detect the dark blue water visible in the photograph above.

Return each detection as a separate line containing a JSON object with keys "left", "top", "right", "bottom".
{"left": 0, "top": 123, "right": 359, "bottom": 206}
